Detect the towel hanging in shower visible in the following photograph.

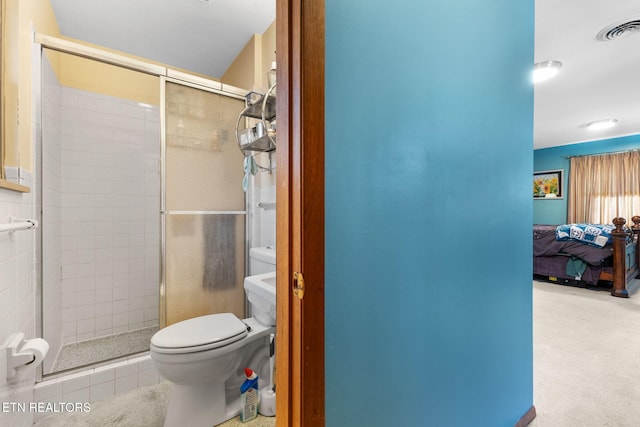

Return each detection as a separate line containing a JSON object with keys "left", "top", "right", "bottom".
{"left": 202, "top": 215, "right": 238, "bottom": 291}
{"left": 242, "top": 156, "right": 258, "bottom": 191}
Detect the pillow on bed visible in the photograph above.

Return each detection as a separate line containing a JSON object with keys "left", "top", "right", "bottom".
{"left": 556, "top": 223, "right": 614, "bottom": 248}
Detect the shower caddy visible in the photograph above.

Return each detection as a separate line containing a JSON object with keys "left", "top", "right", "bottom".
{"left": 236, "top": 83, "right": 276, "bottom": 172}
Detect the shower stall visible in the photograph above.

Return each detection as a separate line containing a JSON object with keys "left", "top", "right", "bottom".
{"left": 37, "top": 39, "right": 248, "bottom": 377}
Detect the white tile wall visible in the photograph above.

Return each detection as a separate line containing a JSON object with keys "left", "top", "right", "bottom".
{"left": 257, "top": 184, "right": 276, "bottom": 248}
{"left": 41, "top": 77, "right": 161, "bottom": 347}
{"left": 41, "top": 54, "right": 63, "bottom": 374}
{"left": 32, "top": 355, "right": 162, "bottom": 423}
{"left": 249, "top": 171, "right": 276, "bottom": 253}
{"left": 1, "top": 50, "right": 162, "bottom": 427}
{"left": 0, "top": 173, "right": 38, "bottom": 427}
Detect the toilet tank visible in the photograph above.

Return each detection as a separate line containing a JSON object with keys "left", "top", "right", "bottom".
{"left": 249, "top": 246, "right": 276, "bottom": 275}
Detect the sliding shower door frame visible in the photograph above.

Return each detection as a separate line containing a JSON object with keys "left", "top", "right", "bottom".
{"left": 34, "top": 33, "right": 251, "bottom": 381}
{"left": 36, "top": 45, "right": 165, "bottom": 378}
{"left": 159, "top": 76, "right": 251, "bottom": 328}
{"left": 34, "top": 39, "right": 45, "bottom": 383}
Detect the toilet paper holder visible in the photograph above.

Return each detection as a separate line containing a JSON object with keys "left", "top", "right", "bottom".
{"left": 4, "top": 332, "right": 49, "bottom": 381}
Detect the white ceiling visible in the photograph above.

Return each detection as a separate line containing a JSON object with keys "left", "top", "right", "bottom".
{"left": 49, "top": 0, "right": 275, "bottom": 79}
{"left": 534, "top": 0, "right": 640, "bottom": 149}
{"left": 50, "top": 0, "right": 640, "bottom": 149}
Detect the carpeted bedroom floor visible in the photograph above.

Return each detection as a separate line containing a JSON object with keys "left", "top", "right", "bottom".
{"left": 35, "top": 280, "right": 640, "bottom": 426}
{"left": 529, "top": 279, "right": 640, "bottom": 427}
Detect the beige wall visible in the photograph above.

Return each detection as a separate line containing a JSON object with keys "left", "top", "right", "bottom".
{"left": 260, "top": 21, "right": 276, "bottom": 92}
{"left": 3, "top": 0, "right": 221, "bottom": 174}
{"left": 53, "top": 35, "right": 221, "bottom": 105}
{"left": 19, "top": 1, "right": 61, "bottom": 171}
{"left": 221, "top": 34, "right": 260, "bottom": 91}
{"left": 4, "top": 1, "right": 273, "bottom": 175}
{"left": 57, "top": 51, "right": 160, "bottom": 105}
{"left": 2, "top": 0, "right": 59, "bottom": 171}
{"left": 221, "top": 20, "right": 276, "bottom": 94}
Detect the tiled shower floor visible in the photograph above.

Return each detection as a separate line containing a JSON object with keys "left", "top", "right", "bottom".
{"left": 53, "top": 326, "right": 159, "bottom": 372}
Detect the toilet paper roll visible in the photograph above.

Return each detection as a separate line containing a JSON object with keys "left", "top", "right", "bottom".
{"left": 19, "top": 338, "right": 49, "bottom": 368}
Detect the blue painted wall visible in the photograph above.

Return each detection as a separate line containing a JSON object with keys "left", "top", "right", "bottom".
{"left": 325, "top": 1, "right": 534, "bottom": 426}
{"left": 534, "top": 134, "right": 640, "bottom": 224}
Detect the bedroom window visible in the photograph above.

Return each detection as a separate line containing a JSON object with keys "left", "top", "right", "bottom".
{"left": 568, "top": 150, "right": 640, "bottom": 224}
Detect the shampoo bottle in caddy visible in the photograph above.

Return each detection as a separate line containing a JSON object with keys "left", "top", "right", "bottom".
{"left": 240, "top": 368, "right": 259, "bottom": 422}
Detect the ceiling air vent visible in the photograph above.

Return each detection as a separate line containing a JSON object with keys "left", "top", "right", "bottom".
{"left": 596, "top": 18, "right": 640, "bottom": 41}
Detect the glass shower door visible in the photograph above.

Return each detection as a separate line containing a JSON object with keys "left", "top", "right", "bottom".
{"left": 40, "top": 48, "right": 161, "bottom": 374}
{"left": 163, "top": 81, "right": 247, "bottom": 326}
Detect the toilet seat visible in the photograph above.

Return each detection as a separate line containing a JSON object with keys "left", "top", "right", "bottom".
{"left": 151, "top": 313, "right": 248, "bottom": 354}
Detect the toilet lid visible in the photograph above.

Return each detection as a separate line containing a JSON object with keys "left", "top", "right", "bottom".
{"left": 151, "top": 313, "right": 248, "bottom": 354}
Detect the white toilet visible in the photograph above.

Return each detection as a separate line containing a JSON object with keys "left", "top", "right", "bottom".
{"left": 150, "top": 246, "right": 276, "bottom": 427}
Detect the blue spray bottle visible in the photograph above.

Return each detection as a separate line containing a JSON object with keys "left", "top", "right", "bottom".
{"left": 240, "top": 367, "right": 259, "bottom": 422}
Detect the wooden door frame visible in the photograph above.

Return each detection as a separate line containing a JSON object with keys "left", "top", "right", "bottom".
{"left": 275, "top": 0, "right": 325, "bottom": 425}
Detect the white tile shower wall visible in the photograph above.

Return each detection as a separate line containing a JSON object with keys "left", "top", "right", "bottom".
{"left": 32, "top": 354, "right": 163, "bottom": 423}
{"left": 0, "top": 173, "right": 37, "bottom": 427}
{"left": 41, "top": 54, "right": 63, "bottom": 374}
{"left": 248, "top": 167, "right": 276, "bottom": 269}
{"left": 52, "top": 87, "right": 160, "bottom": 344}
{"left": 257, "top": 184, "right": 276, "bottom": 248}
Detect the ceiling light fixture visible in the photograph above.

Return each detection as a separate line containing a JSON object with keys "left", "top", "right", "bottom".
{"left": 532, "top": 61, "right": 562, "bottom": 83}
{"left": 586, "top": 118, "right": 618, "bottom": 131}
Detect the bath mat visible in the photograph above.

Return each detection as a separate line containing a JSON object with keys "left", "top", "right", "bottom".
{"left": 34, "top": 381, "right": 276, "bottom": 427}
{"left": 34, "top": 382, "right": 171, "bottom": 427}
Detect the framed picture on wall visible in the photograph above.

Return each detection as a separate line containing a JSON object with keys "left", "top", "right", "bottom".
{"left": 533, "top": 169, "right": 563, "bottom": 199}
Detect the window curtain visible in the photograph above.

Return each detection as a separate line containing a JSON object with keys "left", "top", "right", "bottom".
{"left": 568, "top": 150, "right": 640, "bottom": 224}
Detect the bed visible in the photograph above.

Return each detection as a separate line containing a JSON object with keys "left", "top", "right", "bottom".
{"left": 533, "top": 216, "right": 640, "bottom": 298}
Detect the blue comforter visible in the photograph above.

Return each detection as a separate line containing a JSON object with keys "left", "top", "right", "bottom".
{"left": 534, "top": 225, "right": 612, "bottom": 266}
{"left": 555, "top": 223, "right": 614, "bottom": 248}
